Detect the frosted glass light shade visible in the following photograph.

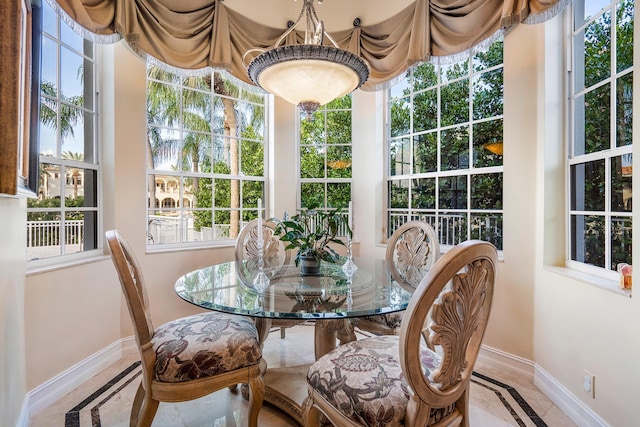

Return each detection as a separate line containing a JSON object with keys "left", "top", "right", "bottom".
{"left": 248, "top": 44, "right": 369, "bottom": 115}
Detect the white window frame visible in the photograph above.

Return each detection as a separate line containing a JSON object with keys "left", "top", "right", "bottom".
{"left": 145, "top": 69, "right": 269, "bottom": 249}
{"left": 385, "top": 41, "right": 504, "bottom": 251}
{"left": 27, "top": 0, "right": 101, "bottom": 267}
{"left": 566, "top": 0, "right": 633, "bottom": 281}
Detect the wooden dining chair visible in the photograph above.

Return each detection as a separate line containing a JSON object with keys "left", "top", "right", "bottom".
{"left": 106, "top": 229, "right": 265, "bottom": 427}
{"left": 353, "top": 220, "right": 440, "bottom": 335}
{"left": 302, "top": 240, "right": 497, "bottom": 427}
{"left": 235, "top": 219, "right": 301, "bottom": 338}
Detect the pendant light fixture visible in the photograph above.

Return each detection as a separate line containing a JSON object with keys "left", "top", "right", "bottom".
{"left": 244, "top": 0, "right": 369, "bottom": 119}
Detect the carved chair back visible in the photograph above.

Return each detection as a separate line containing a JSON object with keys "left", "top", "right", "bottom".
{"left": 386, "top": 220, "right": 440, "bottom": 288}
{"left": 235, "top": 219, "right": 291, "bottom": 280}
{"left": 399, "top": 240, "right": 497, "bottom": 420}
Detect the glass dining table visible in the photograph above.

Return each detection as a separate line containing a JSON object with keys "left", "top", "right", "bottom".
{"left": 174, "top": 257, "right": 415, "bottom": 424}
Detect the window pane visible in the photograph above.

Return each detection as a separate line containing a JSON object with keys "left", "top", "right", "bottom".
{"left": 327, "top": 183, "right": 351, "bottom": 208}
{"left": 41, "top": 38, "right": 58, "bottom": 96}
{"left": 411, "top": 178, "right": 435, "bottom": 209}
{"left": 390, "top": 76, "right": 410, "bottom": 99}
{"left": 147, "top": 81, "right": 180, "bottom": 127}
{"left": 617, "top": 72, "right": 633, "bottom": 147}
{"left": 60, "top": 46, "right": 86, "bottom": 100}
{"left": 413, "top": 89, "right": 437, "bottom": 132}
{"left": 441, "top": 80, "right": 469, "bottom": 126}
{"left": 473, "top": 68, "right": 503, "bottom": 119}
{"left": 60, "top": 19, "right": 84, "bottom": 53}
{"left": 388, "top": 210, "right": 410, "bottom": 238}
{"left": 326, "top": 110, "right": 351, "bottom": 143}
{"left": 571, "top": 215, "right": 605, "bottom": 268}
{"left": 327, "top": 146, "right": 352, "bottom": 178}
{"left": 440, "top": 127, "right": 469, "bottom": 171}
{"left": 412, "top": 63, "right": 438, "bottom": 90}
{"left": 240, "top": 140, "right": 264, "bottom": 176}
{"left": 300, "top": 145, "right": 325, "bottom": 178}
{"left": 43, "top": 0, "right": 58, "bottom": 37}
{"left": 60, "top": 109, "right": 94, "bottom": 161}
{"left": 413, "top": 132, "right": 437, "bottom": 173}
{"left": 611, "top": 154, "right": 632, "bottom": 212}
{"left": 192, "top": 178, "right": 212, "bottom": 228}
{"left": 301, "top": 182, "right": 325, "bottom": 209}
{"left": 390, "top": 96, "right": 410, "bottom": 137}
{"left": 150, "top": 129, "right": 181, "bottom": 171}
{"left": 440, "top": 60, "right": 469, "bottom": 83}
{"left": 438, "top": 212, "right": 467, "bottom": 246}
{"left": 389, "top": 138, "right": 410, "bottom": 176}
{"left": 438, "top": 176, "right": 467, "bottom": 209}
{"left": 183, "top": 88, "right": 211, "bottom": 131}
{"left": 473, "top": 119, "right": 503, "bottom": 167}
{"left": 242, "top": 181, "right": 263, "bottom": 211}
{"left": 39, "top": 97, "right": 58, "bottom": 155}
{"left": 471, "top": 213, "right": 503, "bottom": 248}
{"left": 617, "top": 0, "right": 634, "bottom": 73}
{"left": 611, "top": 216, "right": 632, "bottom": 269}
{"left": 471, "top": 173, "right": 503, "bottom": 209}
{"left": 571, "top": 160, "right": 605, "bottom": 211}
{"left": 388, "top": 179, "right": 409, "bottom": 209}
{"left": 584, "top": 11, "right": 612, "bottom": 89}
{"left": 575, "top": 83, "right": 611, "bottom": 155}
{"left": 301, "top": 113, "right": 325, "bottom": 144}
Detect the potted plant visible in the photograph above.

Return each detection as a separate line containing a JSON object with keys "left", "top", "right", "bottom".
{"left": 272, "top": 208, "right": 351, "bottom": 275}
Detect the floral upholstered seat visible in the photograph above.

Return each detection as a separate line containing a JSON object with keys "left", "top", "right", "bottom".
{"left": 306, "top": 336, "right": 451, "bottom": 426}
{"left": 303, "top": 240, "right": 498, "bottom": 427}
{"left": 152, "top": 312, "right": 262, "bottom": 383}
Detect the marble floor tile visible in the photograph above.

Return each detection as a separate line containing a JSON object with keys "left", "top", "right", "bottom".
{"left": 29, "top": 324, "right": 576, "bottom": 426}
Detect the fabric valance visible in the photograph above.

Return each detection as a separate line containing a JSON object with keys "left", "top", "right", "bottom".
{"left": 51, "top": 0, "right": 569, "bottom": 90}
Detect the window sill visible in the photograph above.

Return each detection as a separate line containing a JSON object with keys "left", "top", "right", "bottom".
{"left": 543, "top": 265, "right": 632, "bottom": 298}
{"left": 27, "top": 252, "right": 110, "bottom": 276}
{"left": 146, "top": 240, "right": 235, "bottom": 254}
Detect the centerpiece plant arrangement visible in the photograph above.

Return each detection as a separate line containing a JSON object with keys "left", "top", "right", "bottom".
{"left": 271, "top": 208, "right": 352, "bottom": 275}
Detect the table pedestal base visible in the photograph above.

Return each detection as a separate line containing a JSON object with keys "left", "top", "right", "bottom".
{"left": 245, "top": 319, "right": 356, "bottom": 425}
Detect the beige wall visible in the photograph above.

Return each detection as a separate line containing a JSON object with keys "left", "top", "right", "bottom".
{"left": 6, "top": 8, "right": 640, "bottom": 427}
{"left": 0, "top": 196, "right": 27, "bottom": 425}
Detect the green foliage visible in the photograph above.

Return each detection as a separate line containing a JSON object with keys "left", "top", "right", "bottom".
{"left": 27, "top": 196, "right": 85, "bottom": 221}
{"left": 272, "top": 208, "right": 350, "bottom": 265}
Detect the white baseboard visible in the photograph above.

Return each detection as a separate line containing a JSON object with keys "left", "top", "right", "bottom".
{"left": 24, "top": 336, "right": 136, "bottom": 422}
{"left": 534, "top": 365, "right": 610, "bottom": 427}
{"left": 479, "top": 344, "right": 610, "bottom": 427}
{"left": 478, "top": 344, "right": 536, "bottom": 379}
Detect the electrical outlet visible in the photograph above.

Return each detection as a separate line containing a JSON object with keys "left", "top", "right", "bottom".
{"left": 583, "top": 370, "right": 595, "bottom": 399}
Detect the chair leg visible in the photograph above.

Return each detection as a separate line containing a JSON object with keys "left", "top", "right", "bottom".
{"left": 247, "top": 373, "right": 265, "bottom": 427}
{"left": 131, "top": 383, "right": 159, "bottom": 427}
{"left": 130, "top": 383, "right": 145, "bottom": 427}
{"left": 457, "top": 386, "right": 471, "bottom": 427}
{"left": 301, "top": 394, "right": 322, "bottom": 427}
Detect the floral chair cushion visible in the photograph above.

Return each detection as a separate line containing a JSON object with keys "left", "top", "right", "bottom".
{"left": 151, "top": 312, "right": 261, "bottom": 383}
{"left": 307, "top": 335, "right": 453, "bottom": 426}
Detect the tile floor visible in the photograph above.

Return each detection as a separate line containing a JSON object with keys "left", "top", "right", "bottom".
{"left": 29, "top": 323, "right": 576, "bottom": 427}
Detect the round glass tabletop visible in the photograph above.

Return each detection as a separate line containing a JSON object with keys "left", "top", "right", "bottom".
{"left": 174, "top": 257, "right": 415, "bottom": 320}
